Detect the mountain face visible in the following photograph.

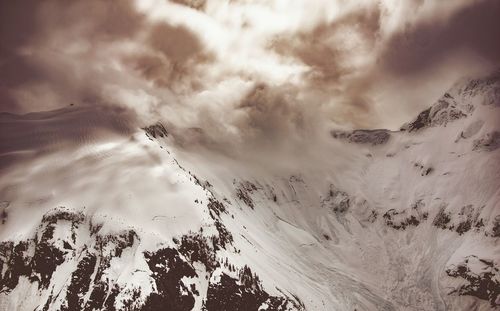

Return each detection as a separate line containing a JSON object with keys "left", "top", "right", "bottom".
{"left": 0, "top": 72, "right": 499, "bottom": 310}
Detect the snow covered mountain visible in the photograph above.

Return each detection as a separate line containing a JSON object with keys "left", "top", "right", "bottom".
{"left": 0, "top": 72, "right": 499, "bottom": 310}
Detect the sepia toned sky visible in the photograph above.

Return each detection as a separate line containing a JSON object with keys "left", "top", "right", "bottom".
{"left": 1, "top": 0, "right": 499, "bottom": 154}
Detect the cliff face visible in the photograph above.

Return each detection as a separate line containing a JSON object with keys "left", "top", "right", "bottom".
{"left": 0, "top": 72, "right": 499, "bottom": 310}
{"left": 0, "top": 207, "right": 301, "bottom": 311}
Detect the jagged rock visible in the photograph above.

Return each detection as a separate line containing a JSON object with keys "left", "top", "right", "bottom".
{"left": 433, "top": 206, "right": 452, "bottom": 230}
{"left": 446, "top": 255, "right": 500, "bottom": 308}
{"left": 178, "top": 231, "right": 219, "bottom": 272}
{"left": 401, "top": 94, "right": 470, "bottom": 132}
{"left": 0, "top": 207, "right": 300, "bottom": 311}
{"left": 143, "top": 248, "right": 198, "bottom": 311}
{"left": 235, "top": 181, "right": 259, "bottom": 209}
{"left": 472, "top": 131, "right": 500, "bottom": 151}
{"left": 204, "top": 267, "right": 303, "bottom": 311}
{"left": 491, "top": 215, "right": 500, "bottom": 237}
{"left": 459, "top": 70, "right": 500, "bottom": 100}
{"left": 331, "top": 129, "right": 390, "bottom": 145}
{"left": 322, "top": 185, "right": 351, "bottom": 215}
{"left": 1, "top": 71, "right": 500, "bottom": 311}
{"left": 382, "top": 200, "right": 428, "bottom": 230}
{"left": 432, "top": 204, "right": 487, "bottom": 235}
{"left": 143, "top": 123, "right": 168, "bottom": 139}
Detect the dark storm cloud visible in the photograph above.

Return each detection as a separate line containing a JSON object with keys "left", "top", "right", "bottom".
{"left": 0, "top": 105, "right": 136, "bottom": 170}
{"left": 271, "top": 6, "right": 382, "bottom": 85}
{"left": 265, "top": 5, "right": 384, "bottom": 128}
{"left": 1, "top": 0, "right": 498, "bottom": 159}
{"left": 159, "top": 82, "right": 315, "bottom": 155}
{"left": 0, "top": 0, "right": 146, "bottom": 112}
{"left": 150, "top": 23, "right": 204, "bottom": 62}
{"left": 0, "top": 0, "right": 216, "bottom": 115}
{"left": 380, "top": 0, "right": 500, "bottom": 75}
{"left": 125, "top": 22, "right": 213, "bottom": 90}
{"left": 237, "top": 83, "right": 306, "bottom": 140}
{"left": 36, "top": 0, "right": 145, "bottom": 41}
{"left": 267, "top": 0, "right": 500, "bottom": 129}
{"left": 0, "top": 0, "right": 43, "bottom": 112}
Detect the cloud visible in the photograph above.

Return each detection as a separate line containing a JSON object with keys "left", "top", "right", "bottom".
{"left": 379, "top": 0, "right": 500, "bottom": 75}
{"left": 236, "top": 83, "right": 307, "bottom": 141}
{"left": 149, "top": 23, "right": 204, "bottom": 62}
{"left": 0, "top": 105, "right": 136, "bottom": 171}
{"left": 0, "top": 0, "right": 498, "bottom": 161}
{"left": 270, "top": 5, "right": 382, "bottom": 84}
{"left": 0, "top": 0, "right": 44, "bottom": 112}
{"left": 266, "top": 0, "right": 500, "bottom": 129}
{"left": 124, "top": 22, "right": 214, "bottom": 90}
{"left": 0, "top": 0, "right": 147, "bottom": 114}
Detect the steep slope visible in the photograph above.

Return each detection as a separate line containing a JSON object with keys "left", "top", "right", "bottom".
{"left": 0, "top": 116, "right": 302, "bottom": 310}
{"left": 0, "top": 72, "right": 499, "bottom": 310}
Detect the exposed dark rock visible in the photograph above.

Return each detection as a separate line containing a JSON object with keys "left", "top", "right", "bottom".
{"left": 171, "top": 0, "right": 207, "bottom": 11}
{"left": 446, "top": 255, "right": 500, "bottom": 307}
{"left": 401, "top": 107, "right": 431, "bottom": 132}
{"left": 41, "top": 208, "right": 85, "bottom": 225}
{"left": 0, "top": 241, "right": 31, "bottom": 291}
{"left": 367, "top": 210, "right": 378, "bottom": 223}
{"left": 205, "top": 272, "right": 265, "bottom": 311}
{"left": 178, "top": 231, "right": 219, "bottom": 272}
{"left": 84, "top": 231, "right": 139, "bottom": 311}
{"left": 89, "top": 220, "right": 104, "bottom": 236}
{"left": 1, "top": 208, "right": 7, "bottom": 224}
{"left": 31, "top": 234, "right": 65, "bottom": 288}
{"left": 1, "top": 201, "right": 299, "bottom": 310}
{"left": 0, "top": 209, "right": 85, "bottom": 294}
{"left": 120, "top": 288, "right": 143, "bottom": 310}
{"left": 423, "top": 167, "right": 433, "bottom": 176}
{"left": 383, "top": 200, "right": 427, "bottom": 230}
{"left": 491, "top": 215, "right": 500, "bottom": 237}
{"left": 0, "top": 209, "right": 140, "bottom": 310}
{"left": 455, "top": 205, "right": 476, "bottom": 235}
{"left": 455, "top": 219, "right": 472, "bottom": 235}
{"left": 413, "top": 162, "right": 434, "bottom": 176}
{"left": 204, "top": 198, "right": 234, "bottom": 250}
{"left": 331, "top": 129, "right": 390, "bottom": 145}
{"left": 400, "top": 91, "right": 472, "bottom": 132}
{"left": 1, "top": 205, "right": 296, "bottom": 309}
{"left": 322, "top": 185, "right": 351, "bottom": 216}
{"left": 85, "top": 267, "right": 112, "bottom": 311}
{"left": 433, "top": 207, "right": 452, "bottom": 230}
{"left": 474, "top": 218, "right": 485, "bottom": 231}
{"left": 235, "top": 181, "right": 258, "bottom": 209}
{"left": 143, "top": 123, "right": 168, "bottom": 138}
{"left": 63, "top": 252, "right": 97, "bottom": 311}
{"left": 432, "top": 204, "right": 488, "bottom": 236}
{"left": 104, "top": 285, "right": 121, "bottom": 310}
{"left": 90, "top": 229, "right": 138, "bottom": 262}
{"left": 460, "top": 70, "right": 500, "bottom": 99}
{"left": 213, "top": 220, "right": 233, "bottom": 249}
{"left": 207, "top": 197, "right": 227, "bottom": 217}
{"left": 472, "top": 131, "right": 500, "bottom": 152}
{"left": 143, "top": 248, "right": 197, "bottom": 311}
{"left": 204, "top": 266, "right": 302, "bottom": 311}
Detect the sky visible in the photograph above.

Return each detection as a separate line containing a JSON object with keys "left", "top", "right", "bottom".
{"left": 0, "top": 0, "right": 499, "bottom": 156}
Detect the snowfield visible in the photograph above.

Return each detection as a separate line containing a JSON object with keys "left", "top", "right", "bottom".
{"left": 0, "top": 72, "right": 499, "bottom": 310}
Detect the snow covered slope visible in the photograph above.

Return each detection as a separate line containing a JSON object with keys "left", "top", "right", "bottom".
{"left": 0, "top": 72, "right": 499, "bottom": 310}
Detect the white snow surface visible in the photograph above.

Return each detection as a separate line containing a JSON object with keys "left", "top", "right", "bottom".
{"left": 0, "top": 74, "right": 499, "bottom": 310}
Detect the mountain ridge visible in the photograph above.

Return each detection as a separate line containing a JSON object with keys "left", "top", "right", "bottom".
{"left": 0, "top": 72, "right": 499, "bottom": 310}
